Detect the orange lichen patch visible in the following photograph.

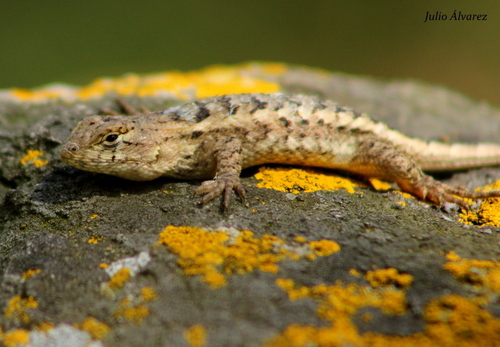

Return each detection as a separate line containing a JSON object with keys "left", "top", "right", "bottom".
{"left": 114, "top": 298, "right": 150, "bottom": 324}
{"left": 157, "top": 226, "right": 340, "bottom": 289}
{"left": 309, "top": 240, "right": 341, "bottom": 257}
{"left": 368, "top": 178, "right": 392, "bottom": 191}
{"left": 276, "top": 278, "right": 408, "bottom": 317}
{"left": 364, "top": 295, "right": 500, "bottom": 347}
{"left": 78, "top": 63, "right": 281, "bottom": 101}
{"left": 34, "top": 322, "right": 53, "bottom": 332}
{"left": 269, "top": 277, "right": 410, "bottom": 346}
{"left": 420, "top": 295, "right": 500, "bottom": 343}
{"left": 1, "top": 329, "right": 30, "bottom": 347}
{"left": 11, "top": 62, "right": 284, "bottom": 102}
{"left": 12, "top": 85, "right": 75, "bottom": 101}
{"left": 271, "top": 276, "right": 500, "bottom": 346}
{"left": 4, "top": 295, "right": 39, "bottom": 324}
{"left": 77, "top": 317, "right": 110, "bottom": 340}
{"left": 87, "top": 235, "right": 103, "bottom": 244}
{"left": 140, "top": 287, "right": 158, "bottom": 302}
{"left": 365, "top": 268, "right": 413, "bottom": 288}
{"left": 90, "top": 214, "right": 99, "bottom": 219}
{"left": 459, "top": 180, "right": 500, "bottom": 226}
{"left": 265, "top": 320, "right": 363, "bottom": 347}
{"left": 19, "top": 150, "right": 48, "bottom": 168}
{"left": 99, "top": 263, "right": 109, "bottom": 269}
{"left": 107, "top": 268, "right": 131, "bottom": 289}
{"left": 21, "top": 269, "right": 41, "bottom": 280}
{"left": 184, "top": 324, "right": 207, "bottom": 347}
{"left": 255, "top": 167, "right": 357, "bottom": 194}
{"left": 443, "top": 251, "right": 500, "bottom": 292}
{"left": 349, "top": 269, "right": 361, "bottom": 278}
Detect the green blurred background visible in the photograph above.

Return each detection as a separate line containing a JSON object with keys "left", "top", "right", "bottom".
{"left": 1, "top": 1, "right": 499, "bottom": 105}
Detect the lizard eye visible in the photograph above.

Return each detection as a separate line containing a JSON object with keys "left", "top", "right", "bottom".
{"left": 102, "top": 133, "right": 120, "bottom": 146}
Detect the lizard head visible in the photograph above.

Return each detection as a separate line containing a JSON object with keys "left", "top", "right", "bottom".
{"left": 60, "top": 115, "right": 163, "bottom": 181}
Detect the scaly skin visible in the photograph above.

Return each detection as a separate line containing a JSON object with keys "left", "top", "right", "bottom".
{"left": 60, "top": 93, "right": 500, "bottom": 210}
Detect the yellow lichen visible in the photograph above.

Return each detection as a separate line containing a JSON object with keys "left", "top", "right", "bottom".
{"left": 4, "top": 295, "right": 38, "bottom": 324}
{"left": 19, "top": 150, "right": 48, "bottom": 168}
{"left": 308, "top": 240, "right": 341, "bottom": 257}
{"left": 459, "top": 180, "right": 500, "bottom": 226}
{"left": 365, "top": 268, "right": 413, "bottom": 288}
{"left": 99, "top": 263, "right": 109, "bottom": 269}
{"left": 107, "top": 268, "right": 131, "bottom": 289}
{"left": 443, "top": 251, "right": 500, "bottom": 293}
{"left": 157, "top": 226, "right": 340, "bottom": 289}
{"left": 34, "top": 322, "right": 53, "bottom": 332}
{"left": 184, "top": 324, "right": 207, "bottom": 347}
{"left": 78, "top": 317, "right": 110, "bottom": 340}
{"left": 368, "top": 178, "right": 393, "bottom": 191}
{"left": 114, "top": 298, "right": 150, "bottom": 324}
{"left": 21, "top": 269, "right": 41, "bottom": 280}
{"left": 12, "top": 63, "right": 283, "bottom": 102}
{"left": 254, "top": 167, "right": 357, "bottom": 194}
{"left": 270, "top": 262, "right": 500, "bottom": 347}
{"left": 1, "top": 329, "right": 30, "bottom": 347}
{"left": 87, "top": 235, "right": 102, "bottom": 244}
{"left": 140, "top": 287, "right": 158, "bottom": 302}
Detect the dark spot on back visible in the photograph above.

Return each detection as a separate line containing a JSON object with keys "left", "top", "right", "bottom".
{"left": 194, "top": 103, "right": 211, "bottom": 122}
{"left": 249, "top": 96, "right": 268, "bottom": 114}
{"left": 279, "top": 117, "right": 291, "bottom": 128}
{"left": 317, "top": 119, "right": 324, "bottom": 125}
{"left": 219, "top": 95, "right": 232, "bottom": 112}
{"left": 229, "top": 105, "right": 240, "bottom": 115}
{"left": 191, "top": 131, "right": 204, "bottom": 139}
{"left": 313, "top": 103, "right": 328, "bottom": 113}
{"left": 274, "top": 103, "right": 284, "bottom": 111}
{"left": 164, "top": 111, "right": 180, "bottom": 121}
{"left": 349, "top": 128, "right": 373, "bottom": 136}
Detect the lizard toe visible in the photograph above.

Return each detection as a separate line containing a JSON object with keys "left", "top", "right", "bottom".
{"left": 195, "top": 176, "right": 246, "bottom": 209}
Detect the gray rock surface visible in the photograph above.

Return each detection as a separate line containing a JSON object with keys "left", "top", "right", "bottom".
{"left": 1, "top": 65, "right": 500, "bottom": 346}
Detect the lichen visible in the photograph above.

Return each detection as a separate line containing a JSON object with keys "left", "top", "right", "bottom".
{"left": 1, "top": 329, "right": 30, "bottom": 347}
{"left": 184, "top": 325, "right": 206, "bottom": 347}
{"left": 107, "top": 268, "right": 131, "bottom": 290}
{"left": 156, "top": 226, "right": 340, "bottom": 288}
{"left": 77, "top": 317, "right": 110, "bottom": 340}
{"left": 4, "top": 295, "right": 38, "bottom": 324}
{"left": 459, "top": 180, "right": 500, "bottom": 226}
{"left": 10, "top": 62, "right": 284, "bottom": 102}
{"left": 19, "top": 150, "right": 48, "bottom": 168}
{"left": 254, "top": 167, "right": 358, "bottom": 194}
{"left": 268, "top": 263, "right": 500, "bottom": 346}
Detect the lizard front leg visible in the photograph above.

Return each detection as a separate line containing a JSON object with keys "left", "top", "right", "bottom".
{"left": 350, "top": 137, "right": 500, "bottom": 210}
{"left": 195, "top": 136, "right": 246, "bottom": 209}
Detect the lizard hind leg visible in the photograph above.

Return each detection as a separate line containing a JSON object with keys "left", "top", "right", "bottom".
{"left": 350, "top": 139, "right": 500, "bottom": 210}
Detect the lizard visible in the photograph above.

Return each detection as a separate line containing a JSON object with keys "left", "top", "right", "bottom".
{"left": 60, "top": 93, "right": 500, "bottom": 210}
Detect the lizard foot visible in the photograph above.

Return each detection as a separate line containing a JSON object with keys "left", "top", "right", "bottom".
{"left": 401, "top": 176, "right": 500, "bottom": 211}
{"left": 195, "top": 176, "right": 246, "bottom": 209}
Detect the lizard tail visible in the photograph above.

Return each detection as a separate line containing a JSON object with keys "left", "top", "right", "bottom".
{"left": 414, "top": 141, "right": 500, "bottom": 171}
{"left": 374, "top": 126, "right": 500, "bottom": 171}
